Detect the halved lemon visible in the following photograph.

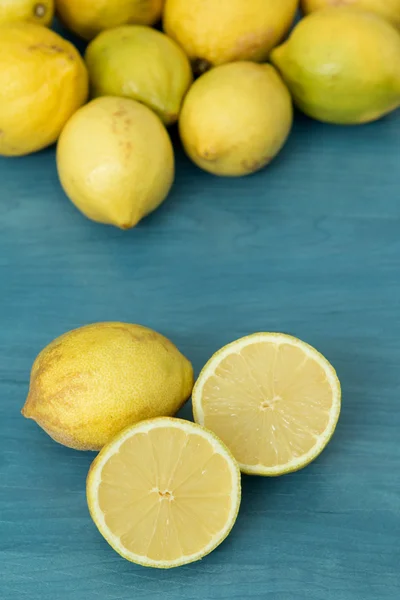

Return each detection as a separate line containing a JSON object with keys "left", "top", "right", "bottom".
{"left": 87, "top": 417, "right": 241, "bottom": 568}
{"left": 193, "top": 333, "right": 341, "bottom": 476}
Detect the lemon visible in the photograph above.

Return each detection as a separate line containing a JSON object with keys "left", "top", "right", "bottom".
{"left": 0, "top": 0, "right": 54, "bottom": 25}
{"left": 56, "top": 0, "right": 164, "bottom": 40}
{"left": 301, "top": 0, "right": 400, "bottom": 29}
{"left": 22, "top": 323, "right": 193, "bottom": 451}
{"left": 85, "top": 25, "right": 193, "bottom": 125}
{"left": 192, "top": 333, "right": 341, "bottom": 476}
{"left": 87, "top": 417, "right": 241, "bottom": 568}
{"left": 0, "top": 23, "right": 88, "bottom": 157}
{"left": 57, "top": 97, "right": 174, "bottom": 229}
{"left": 163, "top": 0, "right": 298, "bottom": 73}
{"left": 271, "top": 7, "right": 400, "bottom": 124}
{"left": 179, "top": 62, "right": 292, "bottom": 177}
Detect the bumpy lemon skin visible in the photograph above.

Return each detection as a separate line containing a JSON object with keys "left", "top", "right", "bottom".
{"left": 22, "top": 323, "right": 194, "bottom": 450}
{"left": 0, "top": 23, "right": 88, "bottom": 156}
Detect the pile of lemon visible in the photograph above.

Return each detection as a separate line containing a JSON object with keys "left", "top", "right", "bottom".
{"left": 1, "top": 0, "right": 400, "bottom": 229}
{"left": 23, "top": 322, "right": 341, "bottom": 568}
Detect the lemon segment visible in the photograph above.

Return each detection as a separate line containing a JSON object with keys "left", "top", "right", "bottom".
{"left": 193, "top": 333, "right": 341, "bottom": 476}
{"left": 87, "top": 418, "right": 241, "bottom": 568}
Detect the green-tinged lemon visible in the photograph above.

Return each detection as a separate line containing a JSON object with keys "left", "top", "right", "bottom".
{"left": 85, "top": 25, "right": 193, "bottom": 125}
{"left": 271, "top": 7, "right": 400, "bottom": 124}
{"left": 301, "top": 0, "right": 400, "bottom": 29}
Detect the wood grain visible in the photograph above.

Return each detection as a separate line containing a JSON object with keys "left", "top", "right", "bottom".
{"left": 1, "top": 104, "right": 399, "bottom": 598}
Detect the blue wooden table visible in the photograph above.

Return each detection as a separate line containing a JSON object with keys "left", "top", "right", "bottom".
{"left": 1, "top": 78, "right": 400, "bottom": 597}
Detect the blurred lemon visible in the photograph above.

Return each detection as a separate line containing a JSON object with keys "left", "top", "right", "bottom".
{"left": 0, "top": 0, "right": 53, "bottom": 25}
{"left": 271, "top": 7, "right": 400, "bottom": 124}
{"left": 0, "top": 23, "right": 88, "bottom": 156}
{"left": 85, "top": 25, "right": 193, "bottom": 125}
{"left": 57, "top": 97, "right": 174, "bottom": 229}
{"left": 301, "top": 0, "right": 400, "bottom": 29}
{"left": 56, "top": 0, "right": 164, "bottom": 40}
{"left": 179, "top": 62, "right": 292, "bottom": 177}
{"left": 22, "top": 323, "right": 194, "bottom": 450}
{"left": 163, "top": 0, "right": 298, "bottom": 73}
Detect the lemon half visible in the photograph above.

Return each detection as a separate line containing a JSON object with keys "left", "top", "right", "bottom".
{"left": 87, "top": 417, "right": 241, "bottom": 568}
{"left": 193, "top": 333, "right": 341, "bottom": 476}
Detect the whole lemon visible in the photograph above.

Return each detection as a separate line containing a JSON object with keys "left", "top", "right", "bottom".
{"left": 22, "top": 323, "right": 194, "bottom": 450}
{"left": 179, "top": 62, "right": 293, "bottom": 177}
{"left": 163, "top": 0, "right": 298, "bottom": 73}
{"left": 301, "top": 0, "right": 400, "bottom": 29}
{"left": 0, "top": 23, "right": 88, "bottom": 157}
{"left": 85, "top": 26, "right": 193, "bottom": 125}
{"left": 271, "top": 7, "right": 400, "bottom": 124}
{"left": 56, "top": 0, "right": 164, "bottom": 40}
{"left": 0, "top": 0, "right": 54, "bottom": 25}
{"left": 57, "top": 97, "right": 174, "bottom": 229}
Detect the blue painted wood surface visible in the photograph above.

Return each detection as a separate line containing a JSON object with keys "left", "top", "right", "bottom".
{"left": 1, "top": 88, "right": 400, "bottom": 598}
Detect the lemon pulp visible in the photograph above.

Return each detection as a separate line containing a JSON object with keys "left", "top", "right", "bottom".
{"left": 87, "top": 418, "right": 241, "bottom": 568}
{"left": 193, "top": 333, "right": 341, "bottom": 475}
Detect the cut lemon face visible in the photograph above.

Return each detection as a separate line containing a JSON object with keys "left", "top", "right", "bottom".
{"left": 87, "top": 417, "right": 241, "bottom": 568}
{"left": 193, "top": 333, "right": 341, "bottom": 476}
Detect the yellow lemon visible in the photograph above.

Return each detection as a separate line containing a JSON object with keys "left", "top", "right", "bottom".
{"left": 57, "top": 97, "right": 174, "bottom": 229}
{"left": 0, "top": 0, "right": 54, "bottom": 25}
{"left": 163, "top": 0, "right": 298, "bottom": 73}
{"left": 179, "top": 62, "right": 292, "bottom": 177}
{"left": 271, "top": 7, "right": 400, "bottom": 124}
{"left": 87, "top": 418, "right": 241, "bottom": 568}
{"left": 85, "top": 25, "right": 193, "bottom": 125}
{"left": 56, "top": 0, "right": 164, "bottom": 40}
{"left": 0, "top": 23, "right": 88, "bottom": 156}
{"left": 301, "top": 0, "right": 400, "bottom": 29}
{"left": 22, "top": 323, "right": 194, "bottom": 451}
{"left": 192, "top": 333, "right": 341, "bottom": 476}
